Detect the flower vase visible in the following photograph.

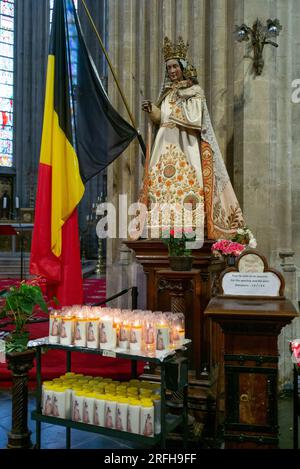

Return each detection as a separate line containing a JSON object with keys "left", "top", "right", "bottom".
{"left": 169, "top": 256, "right": 193, "bottom": 271}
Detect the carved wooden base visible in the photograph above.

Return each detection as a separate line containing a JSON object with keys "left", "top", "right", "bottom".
{"left": 6, "top": 348, "right": 35, "bottom": 449}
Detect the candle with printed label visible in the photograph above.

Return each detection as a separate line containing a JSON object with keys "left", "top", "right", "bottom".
{"left": 99, "top": 316, "right": 116, "bottom": 350}
{"left": 60, "top": 312, "right": 74, "bottom": 346}
{"left": 118, "top": 320, "right": 130, "bottom": 350}
{"left": 49, "top": 311, "right": 61, "bottom": 344}
{"left": 74, "top": 314, "right": 87, "bottom": 347}
{"left": 155, "top": 321, "right": 170, "bottom": 351}
{"left": 86, "top": 312, "right": 100, "bottom": 349}
{"left": 143, "top": 321, "right": 155, "bottom": 353}
{"left": 129, "top": 319, "right": 142, "bottom": 352}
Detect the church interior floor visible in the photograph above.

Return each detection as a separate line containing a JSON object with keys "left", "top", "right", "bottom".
{"left": 0, "top": 389, "right": 297, "bottom": 449}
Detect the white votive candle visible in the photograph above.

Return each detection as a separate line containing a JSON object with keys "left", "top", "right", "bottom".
{"left": 119, "top": 321, "right": 130, "bottom": 350}
{"left": 156, "top": 324, "right": 170, "bottom": 351}
{"left": 99, "top": 317, "right": 116, "bottom": 350}
{"left": 74, "top": 316, "right": 87, "bottom": 347}
{"left": 129, "top": 321, "right": 142, "bottom": 352}
{"left": 86, "top": 318, "right": 99, "bottom": 349}
{"left": 49, "top": 311, "right": 61, "bottom": 344}
{"left": 59, "top": 314, "right": 74, "bottom": 346}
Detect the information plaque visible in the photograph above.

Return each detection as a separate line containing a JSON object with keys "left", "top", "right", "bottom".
{"left": 220, "top": 250, "right": 284, "bottom": 298}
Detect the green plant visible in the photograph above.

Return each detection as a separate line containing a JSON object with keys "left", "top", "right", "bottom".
{"left": 0, "top": 279, "right": 49, "bottom": 352}
{"left": 162, "top": 227, "right": 196, "bottom": 257}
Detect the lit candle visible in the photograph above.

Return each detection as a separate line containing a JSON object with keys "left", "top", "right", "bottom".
{"left": 3, "top": 197, "right": 7, "bottom": 209}
{"left": 74, "top": 313, "right": 87, "bottom": 347}
{"left": 99, "top": 316, "right": 116, "bottom": 350}
{"left": 170, "top": 312, "right": 185, "bottom": 348}
{"left": 118, "top": 320, "right": 130, "bottom": 350}
{"left": 129, "top": 320, "right": 142, "bottom": 352}
{"left": 143, "top": 322, "right": 155, "bottom": 353}
{"left": 86, "top": 313, "right": 100, "bottom": 349}
{"left": 113, "top": 316, "right": 122, "bottom": 346}
{"left": 15, "top": 196, "right": 19, "bottom": 209}
{"left": 172, "top": 326, "right": 185, "bottom": 347}
{"left": 60, "top": 312, "right": 74, "bottom": 346}
{"left": 156, "top": 323, "right": 170, "bottom": 351}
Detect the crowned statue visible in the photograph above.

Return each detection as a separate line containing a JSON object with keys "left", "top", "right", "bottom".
{"left": 138, "top": 36, "right": 245, "bottom": 241}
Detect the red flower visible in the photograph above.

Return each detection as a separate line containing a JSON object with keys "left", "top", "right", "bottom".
{"left": 211, "top": 239, "right": 245, "bottom": 257}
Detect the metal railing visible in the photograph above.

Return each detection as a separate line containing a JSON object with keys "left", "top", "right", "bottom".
{"left": 91, "top": 286, "right": 138, "bottom": 309}
{"left": 0, "top": 286, "right": 139, "bottom": 334}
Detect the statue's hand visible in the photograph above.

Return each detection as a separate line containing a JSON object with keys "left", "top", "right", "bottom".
{"left": 142, "top": 100, "right": 152, "bottom": 113}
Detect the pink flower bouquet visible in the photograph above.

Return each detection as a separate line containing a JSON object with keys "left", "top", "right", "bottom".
{"left": 211, "top": 239, "right": 245, "bottom": 258}
{"left": 291, "top": 339, "right": 300, "bottom": 367}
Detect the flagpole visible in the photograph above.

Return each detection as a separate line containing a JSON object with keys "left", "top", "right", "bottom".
{"left": 80, "top": 0, "right": 146, "bottom": 157}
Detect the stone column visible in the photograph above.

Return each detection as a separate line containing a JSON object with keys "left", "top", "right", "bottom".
{"left": 232, "top": 0, "right": 299, "bottom": 264}
{"left": 232, "top": 0, "right": 277, "bottom": 251}
{"left": 205, "top": 0, "right": 229, "bottom": 164}
{"left": 231, "top": 0, "right": 300, "bottom": 388}
{"left": 106, "top": 0, "right": 143, "bottom": 306}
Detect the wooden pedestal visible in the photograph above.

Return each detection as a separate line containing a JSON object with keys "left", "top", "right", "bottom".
{"left": 155, "top": 269, "right": 205, "bottom": 377}
{"left": 205, "top": 296, "right": 297, "bottom": 448}
{"left": 6, "top": 349, "right": 35, "bottom": 449}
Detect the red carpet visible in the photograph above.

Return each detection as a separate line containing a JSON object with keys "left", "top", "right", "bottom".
{"left": 0, "top": 278, "right": 144, "bottom": 388}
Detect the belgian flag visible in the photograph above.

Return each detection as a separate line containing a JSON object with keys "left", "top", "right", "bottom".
{"left": 30, "top": 0, "right": 137, "bottom": 306}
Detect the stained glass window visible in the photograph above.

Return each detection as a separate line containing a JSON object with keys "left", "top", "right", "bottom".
{"left": 0, "top": 0, "right": 14, "bottom": 167}
{"left": 49, "top": 0, "right": 78, "bottom": 80}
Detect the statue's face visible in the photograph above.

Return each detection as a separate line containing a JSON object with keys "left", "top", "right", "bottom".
{"left": 166, "top": 59, "right": 183, "bottom": 82}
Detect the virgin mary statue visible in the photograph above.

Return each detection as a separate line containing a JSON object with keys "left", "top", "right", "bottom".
{"left": 137, "top": 36, "right": 245, "bottom": 241}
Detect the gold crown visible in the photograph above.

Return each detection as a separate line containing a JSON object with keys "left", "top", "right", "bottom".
{"left": 184, "top": 63, "right": 197, "bottom": 78}
{"left": 163, "top": 36, "right": 189, "bottom": 62}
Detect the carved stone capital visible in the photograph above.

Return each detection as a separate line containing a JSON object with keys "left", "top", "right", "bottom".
{"left": 279, "top": 249, "right": 296, "bottom": 272}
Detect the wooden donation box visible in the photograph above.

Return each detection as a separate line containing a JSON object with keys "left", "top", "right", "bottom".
{"left": 126, "top": 239, "right": 224, "bottom": 378}
{"left": 205, "top": 250, "right": 297, "bottom": 449}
